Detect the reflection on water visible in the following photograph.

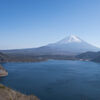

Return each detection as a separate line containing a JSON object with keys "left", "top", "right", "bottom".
{"left": 0, "top": 60, "right": 100, "bottom": 100}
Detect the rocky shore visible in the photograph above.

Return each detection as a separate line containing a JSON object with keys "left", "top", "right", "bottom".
{"left": 0, "top": 84, "right": 39, "bottom": 100}
{"left": 0, "top": 65, "right": 8, "bottom": 77}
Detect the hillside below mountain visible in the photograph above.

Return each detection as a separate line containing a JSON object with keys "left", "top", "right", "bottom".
{"left": 76, "top": 51, "right": 100, "bottom": 62}
{"left": 91, "top": 55, "right": 100, "bottom": 62}
{"left": 0, "top": 52, "right": 8, "bottom": 62}
{"left": 76, "top": 51, "right": 100, "bottom": 60}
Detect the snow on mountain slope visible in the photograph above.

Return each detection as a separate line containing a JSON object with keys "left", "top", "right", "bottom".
{"left": 46, "top": 35, "right": 100, "bottom": 55}
{"left": 56, "top": 35, "right": 82, "bottom": 44}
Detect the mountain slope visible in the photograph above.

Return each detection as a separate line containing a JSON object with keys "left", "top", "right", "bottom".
{"left": 76, "top": 51, "right": 100, "bottom": 60}
{"left": 76, "top": 51, "right": 100, "bottom": 62}
{"left": 47, "top": 35, "right": 99, "bottom": 53}
{"left": 92, "top": 56, "right": 100, "bottom": 62}
{"left": 1, "top": 35, "right": 100, "bottom": 56}
{"left": 0, "top": 52, "right": 8, "bottom": 62}
{"left": 32, "top": 35, "right": 99, "bottom": 55}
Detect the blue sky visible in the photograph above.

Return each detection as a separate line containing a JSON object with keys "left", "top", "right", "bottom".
{"left": 0, "top": 0, "right": 100, "bottom": 49}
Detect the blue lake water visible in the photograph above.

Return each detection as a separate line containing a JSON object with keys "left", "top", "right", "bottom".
{"left": 0, "top": 60, "right": 100, "bottom": 100}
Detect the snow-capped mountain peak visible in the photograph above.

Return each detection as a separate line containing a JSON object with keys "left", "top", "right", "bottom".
{"left": 67, "top": 35, "right": 81, "bottom": 42}
{"left": 57, "top": 35, "right": 82, "bottom": 44}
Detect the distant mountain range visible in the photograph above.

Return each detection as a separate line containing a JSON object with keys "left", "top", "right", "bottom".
{"left": 1, "top": 35, "right": 100, "bottom": 56}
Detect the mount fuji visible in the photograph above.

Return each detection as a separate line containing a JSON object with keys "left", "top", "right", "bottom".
{"left": 34, "top": 35, "right": 99, "bottom": 55}
{"left": 1, "top": 35, "right": 100, "bottom": 56}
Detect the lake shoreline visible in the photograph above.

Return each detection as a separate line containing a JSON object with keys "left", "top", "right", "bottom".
{"left": 1, "top": 60, "right": 100, "bottom": 100}
{"left": 0, "top": 65, "right": 40, "bottom": 100}
{"left": 0, "top": 84, "right": 39, "bottom": 100}
{"left": 0, "top": 65, "right": 8, "bottom": 77}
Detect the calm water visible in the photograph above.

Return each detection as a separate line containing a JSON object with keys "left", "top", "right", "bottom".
{"left": 0, "top": 60, "right": 100, "bottom": 100}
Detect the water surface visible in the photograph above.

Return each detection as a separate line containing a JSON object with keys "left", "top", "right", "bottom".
{"left": 0, "top": 60, "right": 100, "bottom": 100}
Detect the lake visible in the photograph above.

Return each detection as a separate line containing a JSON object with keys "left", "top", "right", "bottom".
{"left": 0, "top": 60, "right": 100, "bottom": 100}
